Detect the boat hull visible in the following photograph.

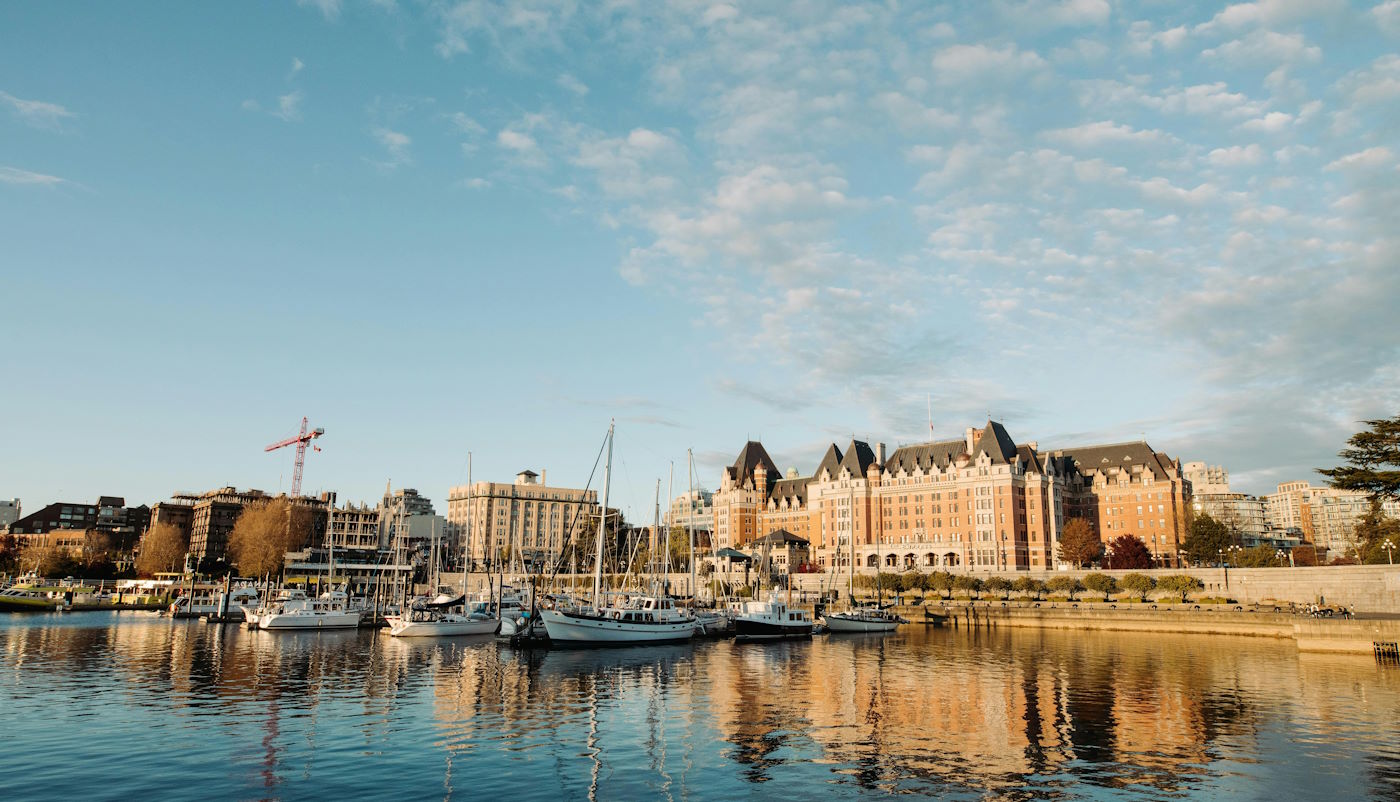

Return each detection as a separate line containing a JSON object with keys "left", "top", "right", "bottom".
{"left": 540, "top": 609, "right": 696, "bottom": 645}
{"left": 257, "top": 611, "right": 361, "bottom": 630}
{"left": 0, "top": 596, "right": 58, "bottom": 612}
{"left": 823, "top": 614, "right": 900, "bottom": 633}
{"left": 387, "top": 617, "right": 498, "bottom": 637}
{"left": 734, "top": 618, "right": 813, "bottom": 641}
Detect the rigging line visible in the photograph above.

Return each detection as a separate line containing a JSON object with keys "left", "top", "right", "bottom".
{"left": 543, "top": 426, "right": 610, "bottom": 584}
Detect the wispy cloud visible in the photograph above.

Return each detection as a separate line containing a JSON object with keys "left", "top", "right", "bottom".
{"left": 0, "top": 90, "right": 76, "bottom": 131}
{"left": 0, "top": 165, "right": 70, "bottom": 186}
{"left": 298, "top": 0, "right": 341, "bottom": 21}
{"left": 273, "top": 91, "right": 304, "bottom": 122}
{"left": 371, "top": 127, "right": 412, "bottom": 170}
{"left": 557, "top": 73, "right": 589, "bottom": 96}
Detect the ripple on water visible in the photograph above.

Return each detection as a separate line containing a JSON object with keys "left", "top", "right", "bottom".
{"left": 3, "top": 612, "right": 1400, "bottom": 800}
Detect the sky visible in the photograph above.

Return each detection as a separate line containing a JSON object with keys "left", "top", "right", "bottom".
{"left": 2, "top": 0, "right": 1398, "bottom": 523}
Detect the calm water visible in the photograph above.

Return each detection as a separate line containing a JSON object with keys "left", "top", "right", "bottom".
{"left": 2, "top": 612, "right": 1399, "bottom": 801}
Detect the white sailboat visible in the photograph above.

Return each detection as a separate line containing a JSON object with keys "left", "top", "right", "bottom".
{"left": 244, "top": 588, "right": 361, "bottom": 630}
{"left": 388, "top": 498, "right": 497, "bottom": 637}
{"left": 539, "top": 422, "right": 698, "bottom": 645}
{"left": 824, "top": 484, "right": 903, "bottom": 633}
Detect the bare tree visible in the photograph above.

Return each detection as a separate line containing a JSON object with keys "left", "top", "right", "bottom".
{"left": 229, "top": 498, "right": 315, "bottom": 578}
{"left": 136, "top": 523, "right": 188, "bottom": 577}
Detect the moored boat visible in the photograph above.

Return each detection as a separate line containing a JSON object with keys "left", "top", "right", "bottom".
{"left": 732, "top": 594, "right": 813, "bottom": 641}
{"left": 386, "top": 607, "right": 498, "bottom": 637}
{"left": 540, "top": 595, "right": 697, "bottom": 645}
{"left": 823, "top": 606, "right": 904, "bottom": 633}
{"left": 0, "top": 585, "right": 60, "bottom": 612}
{"left": 244, "top": 589, "right": 361, "bottom": 630}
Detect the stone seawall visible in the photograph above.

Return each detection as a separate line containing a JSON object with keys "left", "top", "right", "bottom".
{"left": 791, "top": 564, "right": 1400, "bottom": 613}
{"left": 901, "top": 602, "right": 1400, "bottom": 654}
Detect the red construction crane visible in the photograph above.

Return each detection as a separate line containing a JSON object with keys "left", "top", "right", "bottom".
{"left": 265, "top": 417, "right": 325, "bottom": 498}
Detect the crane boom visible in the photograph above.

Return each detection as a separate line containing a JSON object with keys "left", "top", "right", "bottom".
{"left": 265, "top": 416, "right": 325, "bottom": 497}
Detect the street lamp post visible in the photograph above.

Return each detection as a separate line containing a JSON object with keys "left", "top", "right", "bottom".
{"left": 1385, "top": 539, "right": 1395, "bottom": 566}
{"left": 1276, "top": 548, "right": 1286, "bottom": 568}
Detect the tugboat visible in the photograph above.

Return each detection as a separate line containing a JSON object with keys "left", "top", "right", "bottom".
{"left": 732, "top": 593, "right": 813, "bottom": 641}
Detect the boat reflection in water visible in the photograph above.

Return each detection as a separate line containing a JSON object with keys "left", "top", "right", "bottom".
{"left": 3, "top": 612, "right": 1400, "bottom": 800}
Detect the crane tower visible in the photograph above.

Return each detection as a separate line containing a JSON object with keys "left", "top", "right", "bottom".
{"left": 265, "top": 416, "right": 325, "bottom": 498}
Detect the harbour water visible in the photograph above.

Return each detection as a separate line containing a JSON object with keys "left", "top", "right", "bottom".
{"left": 3, "top": 611, "right": 1399, "bottom": 801}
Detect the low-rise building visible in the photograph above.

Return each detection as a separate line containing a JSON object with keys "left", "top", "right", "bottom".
{"left": 748, "top": 529, "right": 811, "bottom": 575}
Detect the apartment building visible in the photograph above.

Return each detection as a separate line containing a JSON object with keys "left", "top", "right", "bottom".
{"left": 447, "top": 469, "right": 600, "bottom": 571}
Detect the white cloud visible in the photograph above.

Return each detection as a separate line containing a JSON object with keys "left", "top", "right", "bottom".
{"left": 932, "top": 43, "right": 1047, "bottom": 84}
{"left": 1041, "top": 120, "right": 1174, "bottom": 147}
{"left": 1376, "top": 0, "right": 1400, "bottom": 35}
{"left": 447, "top": 112, "right": 486, "bottom": 136}
{"left": 1196, "top": 0, "right": 1346, "bottom": 32}
{"left": 372, "top": 128, "right": 412, "bottom": 170}
{"left": 290, "top": 57, "right": 305, "bottom": 77}
{"left": 0, "top": 165, "right": 68, "bottom": 185}
{"left": 1202, "top": 30, "right": 1321, "bottom": 65}
{"left": 497, "top": 128, "right": 545, "bottom": 166}
{"left": 460, "top": 177, "right": 491, "bottom": 189}
{"left": 298, "top": 0, "right": 341, "bottom": 21}
{"left": 0, "top": 90, "right": 76, "bottom": 130}
{"left": 1237, "top": 111, "right": 1294, "bottom": 132}
{"left": 869, "top": 92, "right": 959, "bottom": 131}
{"left": 572, "top": 128, "right": 685, "bottom": 197}
{"left": 1135, "top": 177, "right": 1219, "bottom": 205}
{"left": 1325, "top": 147, "right": 1395, "bottom": 171}
{"left": 1207, "top": 144, "right": 1265, "bottom": 167}
{"left": 273, "top": 91, "right": 303, "bottom": 122}
{"left": 557, "top": 73, "right": 589, "bottom": 96}
{"left": 1013, "top": 0, "right": 1111, "bottom": 27}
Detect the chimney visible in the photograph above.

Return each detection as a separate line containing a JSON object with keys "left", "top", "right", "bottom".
{"left": 876, "top": 442, "right": 886, "bottom": 466}
{"left": 965, "top": 427, "right": 977, "bottom": 453}
{"left": 542, "top": 469, "right": 547, "bottom": 487}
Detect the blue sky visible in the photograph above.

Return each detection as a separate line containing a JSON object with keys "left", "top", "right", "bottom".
{"left": 2, "top": 0, "right": 1398, "bottom": 522}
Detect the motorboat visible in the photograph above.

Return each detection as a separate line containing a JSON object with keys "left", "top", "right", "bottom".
{"left": 0, "top": 584, "right": 59, "bottom": 612}
{"left": 823, "top": 606, "right": 904, "bottom": 633}
{"left": 169, "top": 586, "right": 259, "bottom": 620}
{"left": 386, "top": 606, "right": 498, "bottom": 637}
{"left": 731, "top": 594, "right": 813, "bottom": 641}
{"left": 243, "top": 589, "right": 360, "bottom": 630}
{"left": 540, "top": 594, "right": 697, "bottom": 645}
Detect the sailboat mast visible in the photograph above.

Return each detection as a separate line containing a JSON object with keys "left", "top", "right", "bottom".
{"left": 593, "top": 422, "right": 614, "bottom": 609}
{"left": 326, "top": 493, "right": 335, "bottom": 592}
{"left": 652, "top": 478, "right": 662, "bottom": 596}
{"left": 686, "top": 449, "right": 696, "bottom": 603}
{"left": 470, "top": 450, "right": 476, "bottom": 593}
{"left": 849, "top": 484, "right": 855, "bottom": 605}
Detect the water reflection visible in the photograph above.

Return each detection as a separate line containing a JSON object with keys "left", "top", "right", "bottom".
{"left": 2, "top": 612, "right": 1399, "bottom": 800}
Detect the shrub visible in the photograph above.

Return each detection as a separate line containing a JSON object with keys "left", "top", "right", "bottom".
{"left": 953, "top": 575, "right": 983, "bottom": 598}
{"left": 1013, "top": 576, "right": 1046, "bottom": 599}
{"left": 927, "top": 571, "right": 954, "bottom": 599}
{"left": 1119, "top": 573, "right": 1155, "bottom": 601}
{"left": 1082, "top": 573, "right": 1117, "bottom": 600}
{"left": 1157, "top": 574, "right": 1203, "bottom": 602}
{"left": 1046, "top": 575, "right": 1084, "bottom": 601}
{"left": 984, "top": 576, "right": 1013, "bottom": 599}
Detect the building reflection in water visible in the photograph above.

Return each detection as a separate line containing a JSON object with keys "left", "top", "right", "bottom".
{"left": 3, "top": 613, "right": 1400, "bottom": 800}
